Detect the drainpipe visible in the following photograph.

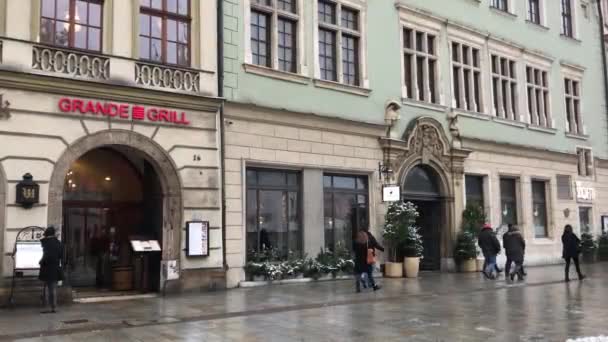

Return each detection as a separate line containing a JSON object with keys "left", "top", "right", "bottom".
{"left": 217, "top": 0, "right": 228, "bottom": 273}
{"left": 597, "top": 0, "right": 608, "bottom": 156}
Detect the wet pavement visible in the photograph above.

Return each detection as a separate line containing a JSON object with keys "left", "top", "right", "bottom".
{"left": 1, "top": 263, "right": 608, "bottom": 341}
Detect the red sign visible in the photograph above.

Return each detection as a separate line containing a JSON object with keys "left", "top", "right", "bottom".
{"left": 58, "top": 98, "right": 190, "bottom": 126}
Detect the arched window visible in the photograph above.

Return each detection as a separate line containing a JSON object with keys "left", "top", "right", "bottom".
{"left": 40, "top": 0, "right": 103, "bottom": 52}
{"left": 403, "top": 165, "right": 441, "bottom": 198}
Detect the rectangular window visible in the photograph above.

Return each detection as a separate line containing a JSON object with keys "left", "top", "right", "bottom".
{"left": 246, "top": 169, "right": 301, "bottom": 259}
{"left": 323, "top": 175, "right": 369, "bottom": 252}
{"left": 278, "top": 18, "right": 296, "bottom": 72}
{"left": 561, "top": 0, "right": 574, "bottom": 37}
{"left": 579, "top": 207, "right": 591, "bottom": 233}
{"left": 491, "top": 55, "right": 518, "bottom": 120}
{"left": 41, "top": 0, "right": 103, "bottom": 52}
{"left": 491, "top": 0, "right": 509, "bottom": 12}
{"left": 565, "top": 78, "right": 583, "bottom": 135}
{"left": 251, "top": 11, "right": 271, "bottom": 67}
{"left": 500, "top": 178, "right": 518, "bottom": 226}
{"left": 452, "top": 42, "right": 482, "bottom": 112}
{"left": 140, "top": 0, "right": 191, "bottom": 67}
{"left": 532, "top": 180, "right": 548, "bottom": 238}
{"left": 528, "top": 0, "right": 541, "bottom": 24}
{"left": 577, "top": 148, "right": 593, "bottom": 177}
{"left": 318, "top": 1, "right": 361, "bottom": 86}
{"left": 556, "top": 175, "right": 573, "bottom": 200}
{"left": 465, "top": 175, "right": 484, "bottom": 211}
{"left": 526, "top": 66, "right": 551, "bottom": 127}
{"left": 403, "top": 27, "right": 439, "bottom": 104}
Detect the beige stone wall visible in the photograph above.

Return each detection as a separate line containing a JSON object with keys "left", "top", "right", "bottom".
{"left": 464, "top": 140, "right": 605, "bottom": 266}
{"left": 223, "top": 104, "right": 385, "bottom": 287}
{"left": 0, "top": 87, "right": 222, "bottom": 279}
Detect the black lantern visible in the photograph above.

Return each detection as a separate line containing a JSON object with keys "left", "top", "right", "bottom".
{"left": 16, "top": 173, "right": 39, "bottom": 209}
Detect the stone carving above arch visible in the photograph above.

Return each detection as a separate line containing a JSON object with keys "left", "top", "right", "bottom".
{"left": 403, "top": 117, "right": 451, "bottom": 165}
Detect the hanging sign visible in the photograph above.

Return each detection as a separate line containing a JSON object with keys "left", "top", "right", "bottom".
{"left": 575, "top": 181, "right": 594, "bottom": 202}
{"left": 383, "top": 185, "right": 401, "bottom": 202}
{"left": 130, "top": 240, "right": 162, "bottom": 252}
{"left": 15, "top": 173, "right": 39, "bottom": 209}
{"left": 185, "top": 221, "right": 209, "bottom": 257}
{"left": 58, "top": 98, "right": 190, "bottom": 125}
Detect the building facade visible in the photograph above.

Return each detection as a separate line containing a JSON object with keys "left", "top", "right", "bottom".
{"left": 222, "top": 0, "right": 608, "bottom": 287}
{"left": 0, "top": 0, "right": 224, "bottom": 299}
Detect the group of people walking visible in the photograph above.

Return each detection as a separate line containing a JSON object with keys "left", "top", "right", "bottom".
{"left": 478, "top": 223, "right": 586, "bottom": 282}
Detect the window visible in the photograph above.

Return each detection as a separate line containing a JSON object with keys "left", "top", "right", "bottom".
{"left": 491, "top": 0, "right": 509, "bottom": 12}
{"left": 556, "top": 175, "right": 573, "bottom": 200}
{"left": 500, "top": 178, "right": 518, "bottom": 226}
{"left": 323, "top": 175, "right": 368, "bottom": 252}
{"left": 465, "top": 175, "right": 484, "bottom": 211}
{"left": 561, "top": 0, "right": 574, "bottom": 37}
{"left": 246, "top": 169, "right": 301, "bottom": 259}
{"left": 528, "top": 0, "right": 541, "bottom": 24}
{"left": 579, "top": 207, "right": 591, "bottom": 233}
{"left": 40, "top": 0, "right": 103, "bottom": 52}
{"left": 403, "top": 27, "right": 438, "bottom": 104}
{"left": 491, "top": 55, "right": 518, "bottom": 121}
{"left": 452, "top": 42, "right": 482, "bottom": 112}
{"left": 577, "top": 148, "right": 593, "bottom": 177}
{"left": 317, "top": 1, "right": 361, "bottom": 86}
{"left": 250, "top": 0, "right": 299, "bottom": 72}
{"left": 526, "top": 66, "right": 551, "bottom": 127}
{"left": 565, "top": 78, "right": 583, "bottom": 135}
{"left": 139, "top": 0, "right": 190, "bottom": 67}
{"left": 532, "top": 180, "right": 548, "bottom": 238}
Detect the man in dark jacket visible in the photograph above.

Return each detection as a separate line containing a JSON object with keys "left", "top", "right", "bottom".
{"left": 503, "top": 225, "right": 526, "bottom": 281}
{"left": 478, "top": 224, "right": 501, "bottom": 279}
{"left": 39, "top": 226, "right": 63, "bottom": 313}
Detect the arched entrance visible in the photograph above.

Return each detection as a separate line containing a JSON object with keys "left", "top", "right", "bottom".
{"left": 402, "top": 165, "right": 444, "bottom": 270}
{"left": 47, "top": 131, "right": 183, "bottom": 294}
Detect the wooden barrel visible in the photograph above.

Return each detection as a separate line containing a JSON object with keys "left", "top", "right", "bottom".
{"left": 111, "top": 266, "right": 133, "bottom": 291}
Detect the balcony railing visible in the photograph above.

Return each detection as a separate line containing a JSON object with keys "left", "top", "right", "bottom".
{"left": 135, "top": 62, "right": 200, "bottom": 92}
{"left": 32, "top": 45, "right": 110, "bottom": 80}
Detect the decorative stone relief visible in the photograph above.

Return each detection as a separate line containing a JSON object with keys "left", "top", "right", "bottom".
{"left": 135, "top": 62, "right": 200, "bottom": 92}
{"left": 408, "top": 122, "right": 446, "bottom": 164}
{"left": 32, "top": 46, "right": 110, "bottom": 80}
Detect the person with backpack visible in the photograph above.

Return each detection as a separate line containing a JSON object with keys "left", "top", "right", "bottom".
{"left": 503, "top": 224, "right": 526, "bottom": 281}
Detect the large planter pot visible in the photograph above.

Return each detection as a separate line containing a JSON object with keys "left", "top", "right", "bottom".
{"left": 403, "top": 257, "right": 420, "bottom": 278}
{"left": 384, "top": 262, "right": 403, "bottom": 278}
{"left": 459, "top": 259, "right": 477, "bottom": 273}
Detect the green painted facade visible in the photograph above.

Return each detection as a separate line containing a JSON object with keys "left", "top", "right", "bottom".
{"left": 222, "top": 0, "right": 608, "bottom": 157}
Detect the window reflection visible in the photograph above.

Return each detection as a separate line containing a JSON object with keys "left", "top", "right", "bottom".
{"left": 139, "top": 0, "right": 190, "bottom": 66}
{"left": 40, "top": 0, "right": 103, "bottom": 52}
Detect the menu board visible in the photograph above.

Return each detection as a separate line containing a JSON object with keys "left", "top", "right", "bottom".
{"left": 186, "top": 221, "right": 209, "bottom": 257}
{"left": 14, "top": 242, "right": 43, "bottom": 270}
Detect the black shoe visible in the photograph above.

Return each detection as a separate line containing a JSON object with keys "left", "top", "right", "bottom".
{"left": 482, "top": 271, "right": 490, "bottom": 279}
{"left": 41, "top": 310, "right": 53, "bottom": 314}
{"left": 565, "top": 278, "right": 570, "bottom": 282}
{"left": 373, "top": 285, "right": 382, "bottom": 291}
{"left": 579, "top": 275, "right": 586, "bottom": 281}
{"left": 510, "top": 273, "right": 515, "bottom": 281}
{"left": 356, "top": 288, "right": 361, "bottom": 293}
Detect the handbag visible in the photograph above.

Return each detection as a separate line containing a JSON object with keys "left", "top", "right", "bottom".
{"left": 366, "top": 241, "right": 375, "bottom": 265}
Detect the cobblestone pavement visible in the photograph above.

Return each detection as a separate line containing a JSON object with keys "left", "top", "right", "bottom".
{"left": 1, "top": 263, "right": 608, "bottom": 341}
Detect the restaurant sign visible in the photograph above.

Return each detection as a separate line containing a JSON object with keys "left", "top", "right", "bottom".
{"left": 58, "top": 97, "right": 190, "bottom": 125}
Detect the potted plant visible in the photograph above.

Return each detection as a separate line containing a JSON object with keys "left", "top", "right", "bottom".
{"left": 597, "top": 232, "right": 608, "bottom": 262}
{"left": 455, "top": 205, "right": 485, "bottom": 272}
{"left": 402, "top": 224, "right": 424, "bottom": 278}
{"left": 382, "top": 201, "right": 420, "bottom": 278}
{"left": 580, "top": 232, "right": 597, "bottom": 263}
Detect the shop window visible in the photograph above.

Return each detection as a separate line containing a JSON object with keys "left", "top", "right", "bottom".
{"left": 40, "top": 0, "right": 103, "bottom": 52}
{"left": 532, "top": 180, "right": 548, "bottom": 238}
{"left": 579, "top": 207, "right": 591, "bottom": 233}
{"left": 323, "top": 174, "right": 368, "bottom": 252}
{"left": 577, "top": 148, "right": 593, "bottom": 177}
{"left": 246, "top": 169, "right": 301, "bottom": 260}
{"left": 139, "top": 0, "right": 191, "bottom": 67}
{"left": 465, "top": 175, "right": 484, "bottom": 211}
{"left": 556, "top": 175, "right": 573, "bottom": 200}
{"left": 500, "top": 178, "right": 518, "bottom": 226}
{"left": 403, "top": 27, "right": 438, "bottom": 104}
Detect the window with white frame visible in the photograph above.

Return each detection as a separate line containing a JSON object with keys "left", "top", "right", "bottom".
{"left": 403, "top": 27, "right": 439, "bottom": 104}
{"left": 561, "top": 0, "right": 575, "bottom": 37}
{"left": 451, "top": 42, "right": 482, "bottom": 113}
{"left": 491, "top": 54, "right": 518, "bottom": 120}
{"left": 491, "top": 0, "right": 509, "bottom": 12}
{"left": 527, "top": 0, "right": 542, "bottom": 25}
{"left": 577, "top": 148, "right": 593, "bottom": 177}
{"left": 250, "top": 0, "right": 299, "bottom": 73}
{"left": 317, "top": 0, "right": 361, "bottom": 86}
{"left": 526, "top": 66, "right": 551, "bottom": 127}
{"left": 564, "top": 77, "right": 583, "bottom": 135}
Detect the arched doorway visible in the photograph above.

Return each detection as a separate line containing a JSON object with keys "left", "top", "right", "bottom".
{"left": 402, "top": 165, "right": 444, "bottom": 271}
{"left": 62, "top": 147, "right": 163, "bottom": 293}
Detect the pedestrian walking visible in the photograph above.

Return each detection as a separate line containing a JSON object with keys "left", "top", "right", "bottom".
{"left": 39, "top": 226, "right": 63, "bottom": 313}
{"left": 478, "top": 224, "right": 501, "bottom": 279}
{"left": 353, "top": 229, "right": 382, "bottom": 292}
{"left": 503, "top": 224, "right": 526, "bottom": 281}
{"left": 562, "top": 224, "right": 586, "bottom": 282}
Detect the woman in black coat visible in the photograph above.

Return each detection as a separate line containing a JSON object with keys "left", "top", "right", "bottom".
{"left": 562, "top": 224, "right": 585, "bottom": 282}
{"left": 353, "top": 230, "right": 382, "bottom": 292}
{"left": 39, "top": 226, "right": 63, "bottom": 313}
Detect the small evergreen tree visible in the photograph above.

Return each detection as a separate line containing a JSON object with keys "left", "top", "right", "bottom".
{"left": 580, "top": 232, "right": 597, "bottom": 262}
{"left": 383, "top": 201, "right": 421, "bottom": 261}
{"left": 597, "top": 232, "right": 608, "bottom": 261}
{"left": 453, "top": 204, "right": 485, "bottom": 263}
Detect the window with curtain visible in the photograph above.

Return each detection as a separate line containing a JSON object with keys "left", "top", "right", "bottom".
{"left": 532, "top": 180, "right": 548, "bottom": 238}
{"left": 40, "top": 0, "right": 103, "bottom": 52}
{"left": 139, "top": 0, "right": 190, "bottom": 67}
{"left": 323, "top": 175, "right": 368, "bottom": 252}
{"left": 465, "top": 175, "right": 484, "bottom": 211}
{"left": 246, "top": 169, "right": 301, "bottom": 260}
{"left": 500, "top": 178, "right": 518, "bottom": 226}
